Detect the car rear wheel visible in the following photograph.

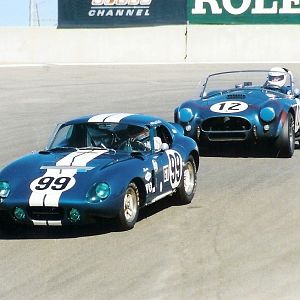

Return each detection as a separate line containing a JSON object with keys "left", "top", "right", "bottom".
{"left": 175, "top": 156, "right": 197, "bottom": 204}
{"left": 275, "top": 113, "right": 295, "bottom": 158}
{"left": 117, "top": 182, "right": 139, "bottom": 230}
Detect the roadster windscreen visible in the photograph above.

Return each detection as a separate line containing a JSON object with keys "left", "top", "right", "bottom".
{"left": 201, "top": 70, "right": 292, "bottom": 98}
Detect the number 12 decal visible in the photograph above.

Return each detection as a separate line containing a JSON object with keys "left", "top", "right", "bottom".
{"left": 210, "top": 101, "right": 248, "bottom": 114}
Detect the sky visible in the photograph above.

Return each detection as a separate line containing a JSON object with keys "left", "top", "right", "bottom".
{"left": 0, "top": 0, "right": 58, "bottom": 26}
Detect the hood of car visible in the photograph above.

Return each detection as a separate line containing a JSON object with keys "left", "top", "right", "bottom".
{"left": 0, "top": 149, "right": 131, "bottom": 181}
{"left": 0, "top": 149, "right": 137, "bottom": 205}
{"left": 179, "top": 89, "right": 286, "bottom": 119}
{"left": 203, "top": 89, "right": 285, "bottom": 106}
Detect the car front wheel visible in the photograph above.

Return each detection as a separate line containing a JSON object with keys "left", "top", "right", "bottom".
{"left": 275, "top": 113, "right": 295, "bottom": 158}
{"left": 117, "top": 182, "right": 140, "bottom": 230}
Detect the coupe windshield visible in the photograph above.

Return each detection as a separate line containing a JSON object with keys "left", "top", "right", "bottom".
{"left": 48, "top": 122, "right": 151, "bottom": 153}
{"left": 200, "top": 70, "right": 293, "bottom": 98}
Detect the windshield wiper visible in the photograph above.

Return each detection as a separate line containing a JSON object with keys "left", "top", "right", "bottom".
{"left": 79, "top": 146, "right": 107, "bottom": 150}
{"left": 48, "top": 146, "right": 79, "bottom": 152}
{"left": 79, "top": 147, "right": 116, "bottom": 154}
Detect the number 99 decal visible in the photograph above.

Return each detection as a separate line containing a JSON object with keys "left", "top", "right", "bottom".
{"left": 30, "top": 175, "right": 75, "bottom": 193}
{"left": 166, "top": 150, "right": 182, "bottom": 189}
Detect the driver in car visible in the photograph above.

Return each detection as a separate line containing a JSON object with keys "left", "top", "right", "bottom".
{"left": 116, "top": 125, "right": 151, "bottom": 152}
{"left": 264, "top": 67, "right": 292, "bottom": 94}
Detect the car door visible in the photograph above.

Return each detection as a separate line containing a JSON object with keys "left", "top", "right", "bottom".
{"left": 144, "top": 125, "right": 183, "bottom": 204}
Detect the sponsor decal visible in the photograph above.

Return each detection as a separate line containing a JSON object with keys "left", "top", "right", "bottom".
{"left": 210, "top": 101, "right": 248, "bottom": 114}
{"left": 146, "top": 182, "right": 155, "bottom": 194}
{"left": 189, "top": 0, "right": 300, "bottom": 24}
{"left": 58, "top": 0, "right": 187, "bottom": 28}
{"left": 150, "top": 120, "right": 162, "bottom": 126}
{"left": 89, "top": 0, "right": 152, "bottom": 18}
{"left": 144, "top": 171, "right": 152, "bottom": 182}
{"left": 192, "top": 0, "right": 300, "bottom": 15}
{"left": 163, "top": 165, "right": 169, "bottom": 183}
{"left": 152, "top": 159, "right": 158, "bottom": 172}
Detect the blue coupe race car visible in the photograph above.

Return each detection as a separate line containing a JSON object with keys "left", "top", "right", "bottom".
{"left": 0, "top": 113, "right": 199, "bottom": 230}
{"left": 174, "top": 68, "right": 300, "bottom": 157}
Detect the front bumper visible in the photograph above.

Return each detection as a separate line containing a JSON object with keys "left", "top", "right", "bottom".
{"left": 180, "top": 115, "right": 283, "bottom": 143}
{"left": 0, "top": 195, "right": 124, "bottom": 226}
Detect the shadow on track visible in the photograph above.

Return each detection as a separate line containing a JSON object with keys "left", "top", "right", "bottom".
{"left": 198, "top": 141, "right": 300, "bottom": 158}
{"left": 0, "top": 196, "right": 180, "bottom": 240}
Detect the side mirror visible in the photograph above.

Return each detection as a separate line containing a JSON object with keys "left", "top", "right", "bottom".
{"left": 153, "top": 137, "right": 169, "bottom": 152}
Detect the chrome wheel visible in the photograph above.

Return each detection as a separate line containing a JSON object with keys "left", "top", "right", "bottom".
{"left": 124, "top": 187, "right": 138, "bottom": 223}
{"left": 117, "top": 182, "right": 140, "bottom": 230}
{"left": 184, "top": 161, "right": 195, "bottom": 196}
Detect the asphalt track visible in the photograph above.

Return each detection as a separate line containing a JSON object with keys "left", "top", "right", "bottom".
{"left": 1, "top": 64, "right": 300, "bottom": 300}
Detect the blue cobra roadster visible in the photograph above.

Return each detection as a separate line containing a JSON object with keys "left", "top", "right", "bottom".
{"left": 174, "top": 70, "right": 300, "bottom": 158}
{"left": 0, "top": 113, "right": 199, "bottom": 230}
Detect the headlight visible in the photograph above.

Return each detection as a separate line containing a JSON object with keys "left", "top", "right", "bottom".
{"left": 179, "top": 108, "right": 194, "bottom": 123}
{"left": 0, "top": 181, "right": 10, "bottom": 198}
{"left": 87, "top": 182, "right": 110, "bottom": 203}
{"left": 260, "top": 107, "right": 276, "bottom": 123}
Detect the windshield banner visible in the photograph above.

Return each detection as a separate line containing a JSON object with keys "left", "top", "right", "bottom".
{"left": 58, "top": 0, "right": 187, "bottom": 28}
{"left": 188, "top": 0, "right": 300, "bottom": 24}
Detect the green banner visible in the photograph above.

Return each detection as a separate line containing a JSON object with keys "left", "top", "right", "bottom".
{"left": 188, "top": 0, "right": 300, "bottom": 24}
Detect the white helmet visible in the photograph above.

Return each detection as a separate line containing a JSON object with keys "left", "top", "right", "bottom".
{"left": 268, "top": 67, "right": 287, "bottom": 88}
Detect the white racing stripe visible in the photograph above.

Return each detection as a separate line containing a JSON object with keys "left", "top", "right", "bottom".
{"left": 32, "top": 220, "right": 47, "bottom": 226}
{"left": 88, "top": 113, "right": 115, "bottom": 123}
{"left": 29, "top": 150, "right": 107, "bottom": 208}
{"left": 32, "top": 220, "right": 62, "bottom": 226}
{"left": 104, "top": 113, "right": 133, "bottom": 122}
{"left": 88, "top": 113, "right": 133, "bottom": 123}
{"left": 48, "top": 221, "right": 62, "bottom": 226}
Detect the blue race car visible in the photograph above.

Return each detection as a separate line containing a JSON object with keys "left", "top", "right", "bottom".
{"left": 174, "top": 69, "right": 300, "bottom": 157}
{"left": 0, "top": 113, "right": 199, "bottom": 230}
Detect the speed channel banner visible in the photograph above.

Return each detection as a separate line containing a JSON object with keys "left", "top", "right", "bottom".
{"left": 58, "top": 0, "right": 187, "bottom": 28}
{"left": 188, "top": 0, "right": 300, "bottom": 24}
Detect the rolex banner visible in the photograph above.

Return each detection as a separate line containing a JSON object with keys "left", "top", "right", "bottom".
{"left": 188, "top": 0, "right": 300, "bottom": 24}
{"left": 58, "top": 0, "right": 187, "bottom": 28}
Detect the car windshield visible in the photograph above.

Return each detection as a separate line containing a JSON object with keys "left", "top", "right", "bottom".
{"left": 48, "top": 122, "right": 151, "bottom": 153}
{"left": 200, "top": 70, "right": 293, "bottom": 99}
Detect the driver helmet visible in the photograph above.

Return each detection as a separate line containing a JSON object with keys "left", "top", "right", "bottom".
{"left": 268, "top": 67, "right": 287, "bottom": 88}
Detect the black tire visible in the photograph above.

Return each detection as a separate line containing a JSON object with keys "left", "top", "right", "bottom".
{"left": 0, "top": 211, "right": 18, "bottom": 233}
{"left": 117, "top": 182, "right": 140, "bottom": 230}
{"left": 275, "top": 113, "right": 295, "bottom": 158}
{"left": 176, "top": 155, "right": 197, "bottom": 204}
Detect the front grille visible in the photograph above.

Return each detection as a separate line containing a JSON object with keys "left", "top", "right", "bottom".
{"left": 27, "top": 207, "right": 64, "bottom": 221}
{"left": 208, "top": 132, "right": 247, "bottom": 141}
{"left": 226, "top": 94, "right": 246, "bottom": 100}
{"left": 202, "top": 117, "right": 251, "bottom": 132}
